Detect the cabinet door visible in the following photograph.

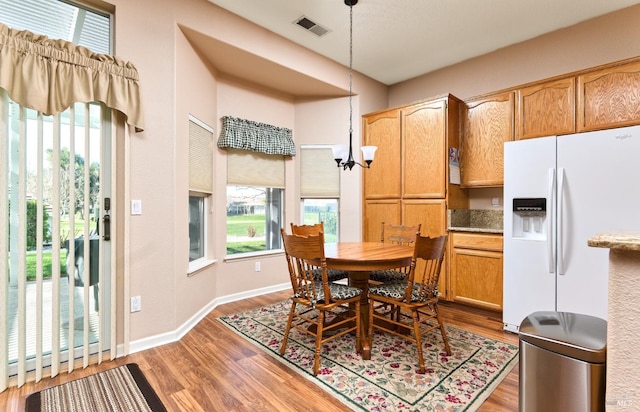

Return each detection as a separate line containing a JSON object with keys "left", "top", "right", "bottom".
{"left": 402, "top": 101, "right": 446, "bottom": 198}
{"left": 450, "top": 233, "right": 503, "bottom": 311}
{"left": 461, "top": 92, "right": 514, "bottom": 187}
{"left": 363, "top": 199, "right": 401, "bottom": 242}
{"left": 577, "top": 60, "right": 640, "bottom": 132}
{"left": 516, "top": 77, "right": 575, "bottom": 140}
{"left": 402, "top": 199, "right": 446, "bottom": 237}
{"left": 402, "top": 199, "right": 447, "bottom": 295}
{"left": 450, "top": 248, "right": 503, "bottom": 311}
{"left": 363, "top": 109, "right": 401, "bottom": 199}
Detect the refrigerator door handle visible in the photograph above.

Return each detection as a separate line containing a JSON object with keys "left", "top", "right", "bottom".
{"left": 557, "top": 168, "right": 565, "bottom": 275}
{"left": 548, "top": 168, "right": 555, "bottom": 273}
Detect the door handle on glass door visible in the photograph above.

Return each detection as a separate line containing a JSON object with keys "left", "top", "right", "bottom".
{"left": 103, "top": 214, "right": 111, "bottom": 241}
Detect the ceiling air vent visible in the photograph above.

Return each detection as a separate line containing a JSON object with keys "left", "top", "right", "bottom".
{"left": 294, "top": 16, "right": 330, "bottom": 37}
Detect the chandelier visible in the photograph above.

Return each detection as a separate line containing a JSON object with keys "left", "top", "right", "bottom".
{"left": 332, "top": 0, "right": 377, "bottom": 170}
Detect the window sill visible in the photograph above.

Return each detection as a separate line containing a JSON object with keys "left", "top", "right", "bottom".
{"left": 224, "top": 249, "right": 284, "bottom": 262}
{"left": 188, "top": 258, "right": 217, "bottom": 276}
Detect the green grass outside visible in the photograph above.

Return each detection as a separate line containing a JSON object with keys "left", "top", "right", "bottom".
{"left": 227, "top": 214, "right": 266, "bottom": 236}
{"left": 24, "top": 249, "right": 68, "bottom": 281}
{"left": 225, "top": 213, "right": 337, "bottom": 255}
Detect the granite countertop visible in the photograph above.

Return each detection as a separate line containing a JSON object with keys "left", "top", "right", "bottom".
{"left": 448, "top": 209, "right": 503, "bottom": 234}
{"left": 588, "top": 232, "right": 640, "bottom": 252}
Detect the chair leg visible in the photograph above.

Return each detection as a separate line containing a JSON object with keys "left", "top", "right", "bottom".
{"left": 313, "top": 311, "right": 325, "bottom": 375}
{"left": 411, "top": 309, "right": 426, "bottom": 373}
{"left": 368, "top": 298, "right": 375, "bottom": 351}
{"left": 434, "top": 304, "right": 452, "bottom": 356}
{"left": 280, "top": 301, "right": 297, "bottom": 355}
{"left": 355, "top": 301, "right": 362, "bottom": 353}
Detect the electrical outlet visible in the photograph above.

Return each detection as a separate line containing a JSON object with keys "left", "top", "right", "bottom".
{"left": 130, "top": 296, "right": 141, "bottom": 312}
{"left": 255, "top": 261, "right": 261, "bottom": 272}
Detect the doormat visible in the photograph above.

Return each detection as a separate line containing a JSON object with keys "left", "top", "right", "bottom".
{"left": 25, "top": 363, "right": 166, "bottom": 412}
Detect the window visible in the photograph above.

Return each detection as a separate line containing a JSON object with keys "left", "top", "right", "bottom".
{"left": 300, "top": 146, "right": 340, "bottom": 242}
{"left": 188, "top": 116, "right": 213, "bottom": 269}
{"left": 226, "top": 149, "right": 284, "bottom": 256}
{"left": 0, "top": 0, "right": 111, "bottom": 55}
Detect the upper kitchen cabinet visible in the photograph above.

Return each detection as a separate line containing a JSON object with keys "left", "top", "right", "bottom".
{"left": 516, "top": 77, "right": 575, "bottom": 140}
{"left": 461, "top": 91, "right": 514, "bottom": 187}
{"left": 402, "top": 100, "right": 447, "bottom": 199}
{"left": 363, "top": 108, "right": 401, "bottom": 199}
{"left": 577, "top": 60, "right": 640, "bottom": 132}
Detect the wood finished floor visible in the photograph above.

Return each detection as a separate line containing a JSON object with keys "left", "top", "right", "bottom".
{"left": 0, "top": 290, "right": 519, "bottom": 411}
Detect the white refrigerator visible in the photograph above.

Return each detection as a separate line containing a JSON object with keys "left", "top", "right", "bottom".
{"left": 503, "top": 125, "right": 640, "bottom": 333}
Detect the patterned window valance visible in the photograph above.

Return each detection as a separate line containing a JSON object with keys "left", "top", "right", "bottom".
{"left": 217, "top": 116, "right": 296, "bottom": 156}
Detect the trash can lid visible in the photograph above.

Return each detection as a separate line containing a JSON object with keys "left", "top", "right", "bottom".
{"left": 519, "top": 311, "right": 607, "bottom": 364}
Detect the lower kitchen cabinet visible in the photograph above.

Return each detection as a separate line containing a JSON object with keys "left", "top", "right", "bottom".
{"left": 449, "top": 232, "right": 503, "bottom": 311}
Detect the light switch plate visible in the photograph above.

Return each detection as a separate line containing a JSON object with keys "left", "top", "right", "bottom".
{"left": 131, "top": 200, "right": 142, "bottom": 215}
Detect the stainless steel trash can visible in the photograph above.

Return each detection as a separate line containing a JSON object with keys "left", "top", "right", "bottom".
{"left": 519, "top": 311, "right": 607, "bottom": 412}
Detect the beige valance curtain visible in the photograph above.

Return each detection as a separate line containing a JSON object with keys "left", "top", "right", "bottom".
{"left": 0, "top": 22, "right": 144, "bottom": 131}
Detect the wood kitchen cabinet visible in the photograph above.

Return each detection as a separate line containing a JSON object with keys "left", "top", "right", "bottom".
{"left": 460, "top": 91, "right": 514, "bottom": 187}
{"left": 516, "top": 77, "right": 575, "bottom": 140}
{"left": 363, "top": 108, "right": 401, "bottom": 199}
{"left": 577, "top": 60, "right": 640, "bottom": 132}
{"left": 402, "top": 100, "right": 447, "bottom": 198}
{"left": 363, "top": 199, "right": 401, "bottom": 242}
{"left": 449, "top": 232, "right": 503, "bottom": 311}
{"left": 362, "top": 95, "right": 468, "bottom": 243}
{"left": 402, "top": 199, "right": 448, "bottom": 294}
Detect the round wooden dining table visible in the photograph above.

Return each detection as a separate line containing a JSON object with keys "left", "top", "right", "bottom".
{"left": 324, "top": 242, "right": 414, "bottom": 359}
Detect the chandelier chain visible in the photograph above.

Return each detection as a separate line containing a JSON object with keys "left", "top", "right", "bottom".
{"left": 349, "top": 3, "right": 353, "bottom": 136}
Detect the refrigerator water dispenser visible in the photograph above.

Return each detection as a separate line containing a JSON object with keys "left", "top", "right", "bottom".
{"left": 512, "top": 198, "right": 546, "bottom": 240}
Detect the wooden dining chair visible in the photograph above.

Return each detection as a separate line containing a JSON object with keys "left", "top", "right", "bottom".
{"left": 368, "top": 234, "right": 451, "bottom": 373}
{"left": 290, "top": 222, "right": 349, "bottom": 282}
{"left": 369, "top": 222, "right": 421, "bottom": 283}
{"left": 280, "top": 228, "right": 363, "bottom": 375}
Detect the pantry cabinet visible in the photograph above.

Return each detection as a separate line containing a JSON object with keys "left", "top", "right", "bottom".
{"left": 402, "top": 100, "right": 447, "bottom": 199}
{"left": 363, "top": 199, "right": 401, "bottom": 242}
{"left": 362, "top": 109, "right": 401, "bottom": 199}
{"left": 362, "top": 95, "right": 468, "bottom": 243}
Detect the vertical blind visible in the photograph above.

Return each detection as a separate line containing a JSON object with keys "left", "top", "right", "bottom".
{"left": 0, "top": 94, "right": 116, "bottom": 390}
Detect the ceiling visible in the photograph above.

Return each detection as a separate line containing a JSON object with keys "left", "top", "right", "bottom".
{"left": 207, "top": 0, "right": 640, "bottom": 86}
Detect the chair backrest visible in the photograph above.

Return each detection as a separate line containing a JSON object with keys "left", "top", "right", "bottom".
{"left": 407, "top": 234, "right": 448, "bottom": 301}
{"left": 290, "top": 222, "right": 324, "bottom": 237}
{"left": 380, "top": 222, "right": 422, "bottom": 245}
{"left": 280, "top": 228, "right": 331, "bottom": 303}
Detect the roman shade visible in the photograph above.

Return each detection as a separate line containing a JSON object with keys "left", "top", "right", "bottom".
{"left": 227, "top": 149, "right": 285, "bottom": 188}
{"left": 189, "top": 116, "right": 213, "bottom": 193}
{"left": 300, "top": 146, "right": 339, "bottom": 198}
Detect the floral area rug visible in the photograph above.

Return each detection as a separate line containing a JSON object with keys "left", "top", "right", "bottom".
{"left": 217, "top": 300, "right": 518, "bottom": 412}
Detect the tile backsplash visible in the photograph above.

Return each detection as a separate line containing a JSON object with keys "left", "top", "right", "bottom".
{"left": 448, "top": 209, "right": 504, "bottom": 231}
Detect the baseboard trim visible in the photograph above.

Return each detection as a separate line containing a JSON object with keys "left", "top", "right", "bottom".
{"left": 127, "top": 282, "right": 290, "bottom": 355}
